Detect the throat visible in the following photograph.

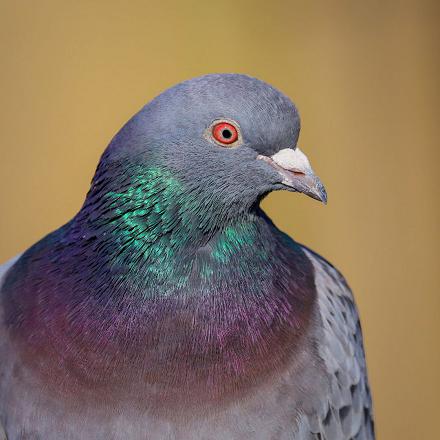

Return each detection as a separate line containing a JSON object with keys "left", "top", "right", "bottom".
{"left": 73, "top": 164, "right": 269, "bottom": 294}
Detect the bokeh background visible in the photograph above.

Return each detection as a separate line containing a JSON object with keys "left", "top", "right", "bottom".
{"left": 0, "top": 1, "right": 438, "bottom": 438}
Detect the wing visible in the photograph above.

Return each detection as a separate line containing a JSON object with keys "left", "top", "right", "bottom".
{"left": 303, "top": 248, "right": 375, "bottom": 440}
{"left": 0, "top": 254, "right": 23, "bottom": 440}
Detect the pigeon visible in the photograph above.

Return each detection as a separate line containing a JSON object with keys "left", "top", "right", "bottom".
{"left": 0, "top": 74, "right": 374, "bottom": 439}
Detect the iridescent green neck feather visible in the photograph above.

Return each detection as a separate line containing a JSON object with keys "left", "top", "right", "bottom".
{"left": 71, "top": 160, "right": 269, "bottom": 296}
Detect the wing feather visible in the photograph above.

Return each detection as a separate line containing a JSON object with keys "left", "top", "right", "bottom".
{"left": 303, "top": 248, "right": 374, "bottom": 440}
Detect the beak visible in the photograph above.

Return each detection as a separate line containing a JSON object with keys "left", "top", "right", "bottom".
{"left": 257, "top": 148, "right": 327, "bottom": 204}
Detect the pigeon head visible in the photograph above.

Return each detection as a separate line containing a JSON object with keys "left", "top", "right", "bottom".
{"left": 83, "top": 74, "right": 326, "bottom": 238}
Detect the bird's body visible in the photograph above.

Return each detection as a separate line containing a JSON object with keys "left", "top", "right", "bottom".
{"left": 0, "top": 74, "right": 374, "bottom": 439}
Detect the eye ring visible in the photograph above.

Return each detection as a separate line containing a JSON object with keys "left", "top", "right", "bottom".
{"left": 207, "top": 119, "right": 241, "bottom": 147}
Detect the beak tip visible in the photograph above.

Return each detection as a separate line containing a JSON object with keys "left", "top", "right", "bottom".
{"left": 313, "top": 187, "right": 327, "bottom": 204}
{"left": 320, "top": 187, "right": 328, "bottom": 205}
{"left": 310, "top": 179, "right": 327, "bottom": 204}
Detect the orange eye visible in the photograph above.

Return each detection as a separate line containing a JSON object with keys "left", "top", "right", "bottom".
{"left": 212, "top": 122, "right": 239, "bottom": 145}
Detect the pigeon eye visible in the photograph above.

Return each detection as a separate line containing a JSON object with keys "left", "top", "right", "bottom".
{"left": 211, "top": 122, "right": 239, "bottom": 146}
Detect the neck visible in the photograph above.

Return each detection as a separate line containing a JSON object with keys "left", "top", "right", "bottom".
{"left": 69, "top": 161, "right": 267, "bottom": 291}
{"left": 3, "top": 162, "right": 318, "bottom": 408}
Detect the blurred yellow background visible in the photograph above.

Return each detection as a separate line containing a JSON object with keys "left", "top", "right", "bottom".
{"left": 0, "top": 1, "right": 438, "bottom": 438}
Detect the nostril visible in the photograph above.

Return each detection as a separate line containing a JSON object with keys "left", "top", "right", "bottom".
{"left": 292, "top": 170, "right": 306, "bottom": 176}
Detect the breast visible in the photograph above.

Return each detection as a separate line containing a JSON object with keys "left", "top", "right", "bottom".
{"left": 1, "top": 237, "right": 319, "bottom": 415}
{"left": 0, "top": 249, "right": 337, "bottom": 438}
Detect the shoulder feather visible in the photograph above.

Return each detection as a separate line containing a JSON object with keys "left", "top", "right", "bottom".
{"left": 302, "top": 246, "right": 375, "bottom": 440}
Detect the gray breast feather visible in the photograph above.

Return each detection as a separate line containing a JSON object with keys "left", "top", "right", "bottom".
{"left": 0, "top": 251, "right": 374, "bottom": 440}
{"left": 303, "top": 248, "right": 374, "bottom": 440}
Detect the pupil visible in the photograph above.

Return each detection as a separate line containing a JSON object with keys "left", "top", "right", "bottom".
{"left": 222, "top": 129, "right": 232, "bottom": 139}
